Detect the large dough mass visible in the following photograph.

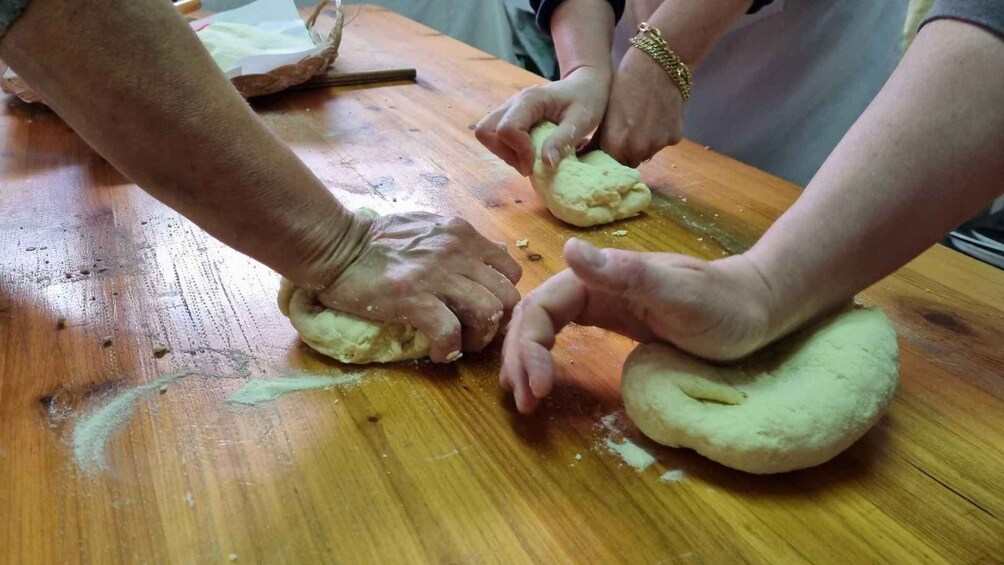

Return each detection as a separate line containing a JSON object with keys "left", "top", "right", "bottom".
{"left": 529, "top": 122, "right": 651, "bottom": 227}
{"left": 277, "top": 209, "right": 433, "bottom": 364}
{"left": 622, "top": 307, "right": 899, "bottom": 474}
{"left": 278, "top": 279, "right": 432, "bottom": 364}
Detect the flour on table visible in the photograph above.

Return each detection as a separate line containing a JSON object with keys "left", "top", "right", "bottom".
{"left": 72, "top": 371, "right": 193, "bottom": 474}
{"left": 603, "top": 438, "right": 657, "bottom": 472}
{"left": 226, "top": 373, "right": 364, "bottom": 406}
{"left": 622, "top": 307, "right": 899, "bottom": 474}
{"left": 528, "top": 122, "right": 651, "bottom": 227}
{"left": 660, "top": 470, "right": 686, "bottom": 483}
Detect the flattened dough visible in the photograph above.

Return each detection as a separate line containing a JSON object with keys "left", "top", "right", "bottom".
{"left": 622, "top": 307, "right": 899, "bottom": 474}
{"left": 529, "top": 122, "right": 651, "bottom": 227}
{"left": 277, "top": 209, "right": 432, "bottom": 364}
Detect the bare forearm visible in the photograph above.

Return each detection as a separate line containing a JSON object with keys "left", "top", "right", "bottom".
{"left": 640, "top": 0, "right": 751, "bottom": 69}
{"left": 0, "top": 0, "right": 360, "bottom": 289}
{"left": 551, "top": 0, "right": 616, "bottom": 79}
{"left": 747, "top": 20, "right": 1004, "bottom": 339}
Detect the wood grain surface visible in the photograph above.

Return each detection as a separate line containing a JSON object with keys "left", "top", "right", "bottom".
{"left": 1, "top": 5, "right": 1001, "bottom": 564}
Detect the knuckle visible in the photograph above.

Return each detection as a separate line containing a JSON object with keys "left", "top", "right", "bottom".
{"left": 385, "top": 274, "right": 416, "bottom": 295}
{"left": 444, "top": 216, "right": 470, "bottom": 232}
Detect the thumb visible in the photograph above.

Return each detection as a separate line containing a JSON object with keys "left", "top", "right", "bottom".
{"left": 563, "top": 238, "right": 651, "bottom": 295}
{"left": 541, "top": 109, "right": 595, "bottom": 169}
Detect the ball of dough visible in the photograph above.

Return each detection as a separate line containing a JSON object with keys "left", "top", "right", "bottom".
{"left": 276, "top": 208, "right": 432, "bottom": 364}
{"left": 529, "top": 122, "right": 652, "bottom": 227}
{"left": 278, "top": 278, "right": 432, "bottom": 364}
{"left": 622, "top": 307, "right": 899, "bottom": 474}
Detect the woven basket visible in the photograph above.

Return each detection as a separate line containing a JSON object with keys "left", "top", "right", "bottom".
{"left": 0, "top": 0, "right": 343, "bottom": 104}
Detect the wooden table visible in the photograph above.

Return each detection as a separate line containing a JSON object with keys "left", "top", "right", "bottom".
{"left": 1, "top": 5, "right": 1002, "bottom": 564}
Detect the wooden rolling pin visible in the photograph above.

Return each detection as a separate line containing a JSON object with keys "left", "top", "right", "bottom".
{"left": 174, "top": 0, "right": 202, "bottom": 15}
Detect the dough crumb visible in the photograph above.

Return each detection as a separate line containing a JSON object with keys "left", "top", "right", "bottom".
{"left": 574, "top": 453, "right": 582, "bottom": 461}
{"left": 611, "top": 230, "right": 628, "bottom": 237}
{"left": 445, "top": 350, "right": 463, "bottom": 362}
{"left": 228, "top": 553, "right": 238, "bottom": 561}
{"left": 515, "top": 238, "right": 529, "bottom": 248}
{"left": 660, "top": 470, "right": 686, "bottom": 483}
{"left": 101, "top": 336, "right": 113, "bottom": 348}
{"left": 527, "top": 253, "right": 543, "bottom": 262}
{"left": 26, "top": 246, "right": 36, "bottom": 251}
{"left": 153, "top": 345, "right": 170, "bottom": 358}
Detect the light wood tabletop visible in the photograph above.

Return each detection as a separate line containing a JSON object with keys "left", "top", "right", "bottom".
{"left": 1, "top": 5, "right": 1001, "bottom": 564}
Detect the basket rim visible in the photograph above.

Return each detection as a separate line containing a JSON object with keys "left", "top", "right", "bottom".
{"left": 0, "top": 0, "right": 344, "bottom": 104}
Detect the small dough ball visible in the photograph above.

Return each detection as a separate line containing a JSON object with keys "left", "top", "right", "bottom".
{"left": 529, "top": 122, "right": 651, "bottom": 227}
{"left": 622, "top": 307, "right": 899, "bottom": 474}
{"left": 277, "top": 208, "right": 433, "bottom": 364}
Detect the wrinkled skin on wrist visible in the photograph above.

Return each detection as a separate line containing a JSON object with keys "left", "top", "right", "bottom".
{"left": 500, "top": 238, "right": 777, "bottom": 413}
{"left": 316, "top": 211, "right": 523, "bottom": 363}
{"left": 599, "top": 48, "right": 685, "bottom": 168}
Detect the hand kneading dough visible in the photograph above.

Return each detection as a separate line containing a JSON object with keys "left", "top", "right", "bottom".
{"left": 278, "top": 279, "right": 432, "bottom": 364}
{"left": 622, "top": 308, "right": 899, "bottom": 474}
{"left": 276, "top": 208, "right": 432, "bottom": 364}
{"left": 529, "top": 122, "right": 651, "bottom": 227}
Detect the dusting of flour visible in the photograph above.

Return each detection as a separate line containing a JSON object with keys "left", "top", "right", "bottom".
{"left": 73, "top": 371, "right": 193, "bottom": 474}
{"left": 226, "top": 373, "right": 364, "bottom": 406}
{"left": 594, "top": 411, "right": 657, "bottom": 472}
{"left": 603, "top": 438, "right": 657, "bottom": 472}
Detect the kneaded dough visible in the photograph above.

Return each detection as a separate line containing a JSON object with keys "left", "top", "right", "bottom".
{"left": 621, "top": 307, "right": 899, "bottom": 474}
{"left": 277, "top": 208, "right": 432, "bottom": 364}
{"left": 528, "top": 122, "right": 652, "bottom": 227}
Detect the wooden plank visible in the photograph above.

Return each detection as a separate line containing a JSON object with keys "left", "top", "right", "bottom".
{"left": 0, "top": 4, "right": 1001, "bottom": 564}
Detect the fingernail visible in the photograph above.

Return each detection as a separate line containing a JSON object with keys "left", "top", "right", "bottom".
{"left": 571, "top": 238, "right": 606, "bottom": 269}
{"left": 545, "top": 148, "right": 560, "bottom": 168}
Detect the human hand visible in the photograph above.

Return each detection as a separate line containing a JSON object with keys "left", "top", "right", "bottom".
{"left": 475, "top": 66, "right": 611, "bottom": 176}
{"left": 318, "top": 211, "right": 523, "bottom": 363}
{"left": 500, "top": 238, "right": 776, "bottom": 413}
{"left": 598, "top": 48, "right": 685, "bottom": 168}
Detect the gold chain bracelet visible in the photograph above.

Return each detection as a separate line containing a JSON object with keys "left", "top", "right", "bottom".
{"left": 628, "top": 22, "right": 693, "bottom": 101}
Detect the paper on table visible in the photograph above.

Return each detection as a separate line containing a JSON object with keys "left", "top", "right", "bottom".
{"left": 190, "top": 0, "right": 331, "bottom": 78}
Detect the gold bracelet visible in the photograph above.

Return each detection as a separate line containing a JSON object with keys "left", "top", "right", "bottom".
{"left": 628, "top": 22, "right": 693, "bottom": 101}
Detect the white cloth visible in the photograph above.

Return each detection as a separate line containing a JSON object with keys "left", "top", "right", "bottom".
{"left": 614, "top": 0, "right": 908, "bottom": 186}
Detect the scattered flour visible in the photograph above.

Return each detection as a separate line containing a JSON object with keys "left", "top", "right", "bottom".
{"left": 425, "top": 448, "right": 459, "bottom": 462}
{"left": 184, "top": 491, "right": 195, "bottom": 507}
{"left": 226, "top": 373, "right": 364, "bottom": 406}
{"left": 660, "top": 470, "right": 686, "bottom": 483}
{"left": 72, "top": 371, "right": 193, "bottom": 474}
{"left": 603, "top": 438, "right": 657, "bottom": 472}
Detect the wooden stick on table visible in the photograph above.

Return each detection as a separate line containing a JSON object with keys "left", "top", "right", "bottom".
{"left": 174, "top": 0, "right": 202, "bottom": 15}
